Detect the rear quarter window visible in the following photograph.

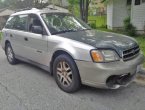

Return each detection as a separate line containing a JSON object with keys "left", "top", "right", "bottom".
{"left": 13, "top": 15, "right": 28, "bottom": 31}
{"left": 5, "top": 15, "right": 28, "bottom": 31}
{"left": 5, "top": 17, "right": 15, "bottom": 29}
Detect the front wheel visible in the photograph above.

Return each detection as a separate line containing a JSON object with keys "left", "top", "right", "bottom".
{"left": 53, "top": 54, "right": 81, "bottom": 93}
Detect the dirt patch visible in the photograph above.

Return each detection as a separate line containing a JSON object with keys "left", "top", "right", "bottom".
{"left": 135, "top": 75, "right": 145, "bottom": 85}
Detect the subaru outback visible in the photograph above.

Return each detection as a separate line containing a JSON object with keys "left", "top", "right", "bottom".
{"left": 1, "top": 8, "right": 144, "bottom": 93}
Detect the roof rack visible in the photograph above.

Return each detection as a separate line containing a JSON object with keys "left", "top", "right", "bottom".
{"left": 47, "top": 7, "right": 57, "bottom": 10}
{"left": 15, "top": 8, "right": 38, "bottom": 13}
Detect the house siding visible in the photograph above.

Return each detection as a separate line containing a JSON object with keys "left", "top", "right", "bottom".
{"left": 112, "top": 0, "right": 129, "bottom": 28}
{"left": 131, "top": 0, "right": 145, "bottom": 31}
{"left": 107, "top": 1, "right": 113, "bottom": 29}
{"left": 107, "top": 0, "right": 129, "bottom": 29}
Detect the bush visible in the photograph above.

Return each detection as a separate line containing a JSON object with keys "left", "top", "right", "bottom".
{"left": 89, "top": 22, "right": 96, "bottom": 29}
{"left": 0, "top": 33, "right": 1, "bottom": 40}
{"left": 123, "top": 17, "right": 137, "bottom": 36}
{"left": 144, "top": 25, "right": 145, "bottom": 34}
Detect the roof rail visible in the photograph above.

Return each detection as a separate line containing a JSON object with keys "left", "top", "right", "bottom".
{"left": 15, "top": 8, "right": 38, "bottom": 13}
{"left": 47, "top": 7, "right": 57, "bottom": 10}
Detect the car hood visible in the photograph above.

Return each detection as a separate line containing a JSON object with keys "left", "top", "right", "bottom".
{"left": 57, "top": 30, "right": 138, "bottom": 56}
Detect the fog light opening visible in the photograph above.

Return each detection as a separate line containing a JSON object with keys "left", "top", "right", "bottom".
{"left": 106, "top": 73, "right": 131, "bottom": 89}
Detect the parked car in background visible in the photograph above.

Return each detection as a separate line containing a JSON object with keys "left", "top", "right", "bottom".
{"left": 1, "top": 8, "right": 144, "bottom": 93}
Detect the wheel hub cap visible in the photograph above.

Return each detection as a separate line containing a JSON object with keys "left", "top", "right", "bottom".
{"left": 57, "top": 61, "right": 73, "bottom": 87}
{"left": 7, "top": 47, "right": 13, "bottom": 62}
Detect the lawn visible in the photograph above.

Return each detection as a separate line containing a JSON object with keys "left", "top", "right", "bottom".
{"left": 135, "top": 35, "right": 145, "bottom": 56}
{"left": 88, "top": 16, "right": 107, "bottom": 27}
{"left": 0, "top": 33, "right": 1, "bottom": 40}
{"left": 134, "top": 36, "right": 145, "bottom": 67}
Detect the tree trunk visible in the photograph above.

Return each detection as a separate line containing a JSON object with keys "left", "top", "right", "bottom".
{"left": 79, "top": 0, "right": 90, "bottom": 23}
{"left": 85, "top": 0, "right": 89, "bottom": 23}
{"left": 80, "top": 0, "right": 83, "bottom": 20}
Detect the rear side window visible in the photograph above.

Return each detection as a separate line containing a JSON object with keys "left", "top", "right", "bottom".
{"left": 13, "top": 15, "right": 28, "bottom": 31}
{"left": 5, "top": 15, "right": 28, "bottom": 31}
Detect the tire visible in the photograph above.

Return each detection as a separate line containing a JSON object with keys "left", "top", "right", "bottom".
{"left": 53, "top": 54, "right": 81, "bottom": 93}
{"left": 5, "top": 43, "right": 18, "bottom": 65}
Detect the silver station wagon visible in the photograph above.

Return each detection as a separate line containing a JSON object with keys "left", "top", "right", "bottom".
{"left": 1, "top": 8, "right": 144, "bottom": 93}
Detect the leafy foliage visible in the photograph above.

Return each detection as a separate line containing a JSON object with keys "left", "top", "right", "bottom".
{"left": 123, "top": 17, "right": 137, "bottom": 36}
{"left": 67, "top": 0, "right": 79, "bottom": 15}
{"left": 0, "top": 33, "right": 1, "bottom": 40}
{"left": 89, "top": 22, "right": 96, "bottom": 29}
{"left": 0, "top": 0, "right": 49, "bottom": 9}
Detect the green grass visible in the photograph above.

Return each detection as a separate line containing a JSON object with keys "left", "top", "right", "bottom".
{"left": 88, "top": 16, "right": 107, "bottom": 27}
{"left": 0, "top": 33, "right": 1, "bottom": 40}
{"left": 97, "top": 28, "right": 145, "bottom": 67}
{"left": 135, "top": 35, "right": 145, "bottom": 67}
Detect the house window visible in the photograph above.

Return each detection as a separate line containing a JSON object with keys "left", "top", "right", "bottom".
{"left": 142, "top": 0, "right": 145, "bottom": 3}
{"left": 127, "top": 0, "right": 132, "bottom": 5}
{"left": 135, "top": 0, "right": 141, "bottom": 5}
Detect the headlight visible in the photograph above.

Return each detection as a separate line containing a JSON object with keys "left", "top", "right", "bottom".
{"left": 90, "top": 50, "right": 119, "bottom": 62}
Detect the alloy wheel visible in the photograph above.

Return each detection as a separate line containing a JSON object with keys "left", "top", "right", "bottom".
{"left": 56, "top": 61, "right": 73, "bottom": 87}
{"left": 7, "top": 46, "right": 14, "bottom": 62}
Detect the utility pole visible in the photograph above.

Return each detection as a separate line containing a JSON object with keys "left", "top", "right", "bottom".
{"left": 52, "top": 0, "right": 56, "bottom": 9}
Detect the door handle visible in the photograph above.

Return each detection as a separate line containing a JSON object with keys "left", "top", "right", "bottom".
{"left": 24, "top": 37, "right": 28, "bottom": 41}
{"left": 37, "top": 50, "right": 42, "bottom": 53}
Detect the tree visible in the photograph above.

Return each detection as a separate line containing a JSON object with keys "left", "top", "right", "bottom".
{"left": 0, "top": 0, "right": 17, "bottom": 9}
{"left": 0, "top": 0, "right": 49, "bottom": 9}
{"left": 68, "top": 0, "right": 79, "bottom": 15}
{"left": 79, "top": 0, "right": 91, "bottom": 23}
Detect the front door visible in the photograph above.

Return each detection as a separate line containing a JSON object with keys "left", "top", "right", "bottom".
{"left": 24, "top": 14, "right": 49, "bottom": 66}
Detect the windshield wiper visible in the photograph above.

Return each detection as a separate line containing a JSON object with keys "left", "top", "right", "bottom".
{"left": 52, "top": 30, "right": 77, "bottom": 35}
{"left": 52, "top": 28, "right": 92, "bottom": 35}
{"left": 79, "top": 28, "right": 92, "bottom": 31}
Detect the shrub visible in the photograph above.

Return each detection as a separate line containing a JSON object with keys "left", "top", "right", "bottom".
{"left": 0, "top": 33, "right": 1, "bottom": 40}
{"left": 144, "top": 25, "right": 145, "bottom": 34}
{"left": 89, "top": 22, "right": 96, "bottom": 29}
{"left": 123, "top": 17, "right": 137, "bottom": 36}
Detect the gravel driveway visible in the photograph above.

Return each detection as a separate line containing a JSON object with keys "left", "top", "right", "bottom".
{"left": 0, "top": 46, "right": 145, "bottom": 110}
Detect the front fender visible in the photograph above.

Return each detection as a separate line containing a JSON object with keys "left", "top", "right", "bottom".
{"left": 53, "top": 41, "right": 94, "bottom": 62}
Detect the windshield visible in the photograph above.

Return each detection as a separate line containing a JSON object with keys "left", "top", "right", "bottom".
{"left": 41, "top": 13, "right": 91, "bottom": 35}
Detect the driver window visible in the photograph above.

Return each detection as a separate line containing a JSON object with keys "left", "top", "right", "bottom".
{"left": 29, "top": 14, "right": 43, "bottom": 34}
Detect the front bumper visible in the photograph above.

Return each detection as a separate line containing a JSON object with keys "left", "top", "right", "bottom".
{"left": 75, "top": 54, "right": 144, "bottom": 89}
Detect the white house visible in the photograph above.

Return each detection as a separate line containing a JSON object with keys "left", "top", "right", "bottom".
{"left": 107, "top": 0, "right": 145, "bottom": 33}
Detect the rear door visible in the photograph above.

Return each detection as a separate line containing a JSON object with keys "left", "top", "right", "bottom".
{"left": 4, "top": 15, "right": 29, "bottom": 58}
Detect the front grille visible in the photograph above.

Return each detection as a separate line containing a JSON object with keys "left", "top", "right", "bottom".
{"left": 123, "top": 45, "right": 140, "bottom": 61}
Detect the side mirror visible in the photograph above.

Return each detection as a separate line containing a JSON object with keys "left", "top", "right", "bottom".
{"left": 32, "top": 26, "right": 43, "bottom": 35}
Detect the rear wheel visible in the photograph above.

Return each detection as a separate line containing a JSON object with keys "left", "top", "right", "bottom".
{"left": 5, "top": 43, "right": 18, "bottom": 65}
{"left": 53, "top": 54, "right": 81, "bottom": 93}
